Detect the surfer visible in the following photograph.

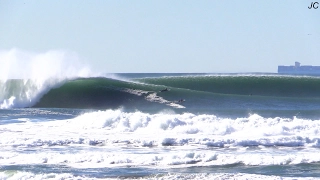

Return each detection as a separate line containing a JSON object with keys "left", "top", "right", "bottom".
{"left": 174, "top": 99, "right": 185, "bottom": 103}
{"left": 160, "top": 88, "right": 169, "bottom": 92}
{"left": 178, "top": 99, "right": 185, "bottom": 103}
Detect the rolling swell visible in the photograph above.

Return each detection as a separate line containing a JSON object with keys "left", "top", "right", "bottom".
{"left": 136, "top": 75, "right": 320, "bottom": 98}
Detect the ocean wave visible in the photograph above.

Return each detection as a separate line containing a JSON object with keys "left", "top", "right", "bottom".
{"left": 2, "top": 110, "right": 320, "bottom": 149}
{"left": 2, "top": 110, "right": 320, "bottom": 172}
{"left": 2, "top": 71, "right": 320, "bottom": 113}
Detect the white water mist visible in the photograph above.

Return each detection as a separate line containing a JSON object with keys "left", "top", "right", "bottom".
{"left": 0, "top": 49, "right": 94, "bottom": 108}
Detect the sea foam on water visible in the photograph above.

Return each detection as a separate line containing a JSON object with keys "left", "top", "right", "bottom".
{"left": 2, "top": 109, "right": 320, "bottom": 170}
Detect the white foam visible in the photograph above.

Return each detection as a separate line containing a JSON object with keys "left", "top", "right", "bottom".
{"left": 0, "top": 49, "right": 97, "bottom": 108}
{"left": 0, "top": 172, "right": 92, "bottom": 180}
{"left": 2, "top": 111, "right": 320, "bottom": 147}
{"left": 123, "top": 88, "right": 186, "bottom": 108}
{"left": 1, "top": 172, "right": 312, "bottom": 180}
{"left": 144, "top": 173, "right": 315, "bottom": 180}
{"left": 2, "top": 110, "right": 320, "bottom": 169}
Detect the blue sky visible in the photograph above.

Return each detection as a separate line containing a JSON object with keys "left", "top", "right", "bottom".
{"left": 0, "top": 1, "right": 319, "bottom": 73}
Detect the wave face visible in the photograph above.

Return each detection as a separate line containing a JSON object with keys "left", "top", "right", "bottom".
{"left": 33, "top": 77, "right": 169, "bottom": 109}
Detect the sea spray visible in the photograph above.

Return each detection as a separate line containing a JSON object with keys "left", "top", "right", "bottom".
{"left": 0, "top": 79, "right": 66, "bottom": 108}
{"left": 0, "top": 49, "right": 93, "bottom": 108}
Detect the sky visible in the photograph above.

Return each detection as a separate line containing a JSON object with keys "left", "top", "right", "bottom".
{"left": 0, "top": 0, "right": 319, "bottom": 73}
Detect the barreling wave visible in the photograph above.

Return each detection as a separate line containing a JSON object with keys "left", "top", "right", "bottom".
{"left": 2, "top": 74, "right": 320, "bottom": 119}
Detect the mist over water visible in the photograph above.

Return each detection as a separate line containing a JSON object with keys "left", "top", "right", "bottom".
{"left": 0, "top": 49, "right": 93, "bottom": 80}
{"left": 0, "top": 49, "right": 94, "bottom": 108}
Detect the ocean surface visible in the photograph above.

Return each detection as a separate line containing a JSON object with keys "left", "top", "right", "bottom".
{"left": 1, "top": 73, "right": 320, "bottom": 179}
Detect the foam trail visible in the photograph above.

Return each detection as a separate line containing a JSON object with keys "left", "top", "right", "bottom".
{"left": 0, "top": 49, "right": 94, "bottom": 108}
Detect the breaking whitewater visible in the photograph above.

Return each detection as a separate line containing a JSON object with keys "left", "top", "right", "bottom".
{"left": 1, "top": 50, "right": 320, "bottom": 179}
